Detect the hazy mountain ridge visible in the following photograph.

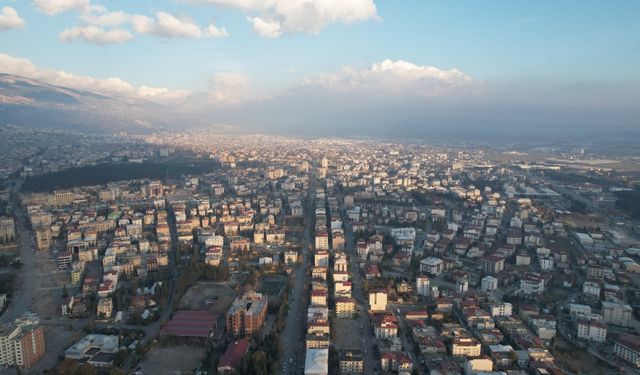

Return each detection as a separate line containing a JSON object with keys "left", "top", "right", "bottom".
{"left": 0, "top": 73, "right": 170, "bottom": 133}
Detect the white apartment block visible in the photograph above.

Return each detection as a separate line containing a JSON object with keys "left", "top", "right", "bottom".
{"left": 582, "top": 281, "right": 601, "bottom": 298}
{"left": 576, "top": 319, "right": 607, "bottom": 343}
{"left": 488, "top": 302, "right": 512, "bottom": 317}
{"left": 602, "top": 302, "right": 632, "bottom": 327}
{"left": 481, "top": 276, "right": 498, "bottom": 292}
{"left": 416, "top": 276, "right": 430, "bottom": 296}
{"left": 615, "top": 334, "right": 640, "bottom": 367}
{"left": 519, "top": 274, "right": 544, "bottom": 295}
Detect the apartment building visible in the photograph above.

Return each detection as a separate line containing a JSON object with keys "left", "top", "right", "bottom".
{"left": 34, "top": 225, "right": 51, "bottom": 251}
{"left": 368, "top": 291, "right": 387, "bottom": 312}
{"left": 335, "top": 297, "right": 356, "bottom": 318}
{"left": 481, "top": 255, "right": 505, "bottom": 275}
{"left": 338, "top": 349, "right": 363, "bottom": 374}
{"left": 226, "top": 292, "right": 268, "bottom": 337}
{"left": 416, "top": 276, "right": 430, "bottom": 296}
{"left": 0, "top": 313, "right": 46, "bottom": 369}
{"left": 487, "top": 302, "right": 512, "bottom": 317}
{"left": 451, "top": 337, "right": 482, "bottom": 357}
{"left": 519, "top": 274, "right": 545, "bottom": 295}
{"left": 602, "top": 302, "right": 632, "bottom": 327}
{"left": 576, "top": 319, "right": 607, "bottom": 343}
{"left": 615, "top": 334, "right": 640, "bottom": 367}
{"left": 0, "top": 216, "right": 15, "bottom": 244}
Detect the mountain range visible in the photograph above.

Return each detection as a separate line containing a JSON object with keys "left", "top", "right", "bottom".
{"left": 0, "top": 73, "right": 171, "bottom": 134}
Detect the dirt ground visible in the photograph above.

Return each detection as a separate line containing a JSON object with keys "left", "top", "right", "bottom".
{"left": 554, "top": 337, "right": 615, "bottom": 375}
{"left": 333, "top": 318, "right": 362, "bottom": 350}
{"left": 138, "top": 346, "right": 206, "bottom": 375}
{"left": 178, "top": 282, "right": 237, "bottom": 314}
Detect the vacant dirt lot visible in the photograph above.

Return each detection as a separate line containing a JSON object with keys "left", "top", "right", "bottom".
{"left": 333, "top": 318, "right": 362, "bottom": 350}
{"left": 178, "top": 282, "right": 236, "bottom": 314}
{"left": 138, "top": 346, "right": 206, "bottom": 375}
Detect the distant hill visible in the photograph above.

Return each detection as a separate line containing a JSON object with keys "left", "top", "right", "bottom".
{"left": 0, "top": 73, "right": 171, "bottom": 133}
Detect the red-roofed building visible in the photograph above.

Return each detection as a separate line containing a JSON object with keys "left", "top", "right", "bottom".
{"left": 160, "top": 310, "right": 219, "bottom": 341}
{"left": 363, "top": 264, "right": 381, "bottom": 280}
{"left": 217, "top": 338, "right": 250, "bottom": 374}
{"left": 373, "top": 313, "right": 398, "bottom": 339}
{"left": 380, "top": 351, "right": 413, "bottom": 373}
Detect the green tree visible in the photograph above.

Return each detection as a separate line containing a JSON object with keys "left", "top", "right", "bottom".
{"left": 250, "top": 351, "right": 269, "bottom": 375}
{"left": 75, "top": 363, "right": 97, "bottom": 375}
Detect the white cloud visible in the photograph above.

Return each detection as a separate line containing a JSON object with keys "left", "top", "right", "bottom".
{"left": 129, "top": 11, "right": 229, "bottom": 39}
{"left": 79, "top": 8, "right": 130, "bottom": 27}
{"left": 33, "top": 0, "right": 90, "bottom": 15}
{"left": 0, "top": 6, "right": 26, "bottom": 30}
{"left": 43, "top": 3, "right": 229, "bottom": 43}
{"left": 205, "top": 72, "right": 251, "bottom": 103}
{"left": 247, "top": 16, "right": 281, "bottom": 38}
{"left": 204, "top": 22, "right": 229, "bottom": 38}
{"left": 302, "top": 59, "right": 474, "bottom": 96}
{"left": 137, "top": 12, "right": 202, "bottom": 38}
{"left": 137, "top": 86, "right": 191, "bottom": 102}
{"left": 0, "top": 52, "right": 189, "bottom": 100}
{"left": 59, "top": 25, "right": 133, "bottom": 44}
{"left": 190, "top": 0, "right": 378, "bottom": 37}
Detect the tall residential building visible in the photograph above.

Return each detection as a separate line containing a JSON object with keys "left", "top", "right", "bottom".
{"left": 481, "top": 255, "right": 505, "bottom": 275}
{"left": 0, "top": 313, "right": 46, "bottom": 369}
{"left": 54, "top": 191, "right": 75, "bottom": 206}
{"left": 226, "top": 292, "right": 268, "bottom": 337}
{"left": 321, "top": 157, "right": 329, "bottom": 168}
{"left": 487, "top": 302, "right": 512, "bottom": 317}
{"left": 576, "top": 318, "right": 607, "bottom": 343}
{"left": 451, "top": 337, "right": 482, "bottom": 357}
{"left": 0, "top": 216, "right": 16, "bottom": 245}
{"left": 416, "top": 276, "right": 430, "bottom": 296}
{"left": 147, "top": 181, "right": 164, "bottom": 198}
{"left": 368, "top": 291, "right": 387, "bottom": 312}
{"left": 315, "top": 231, "right": 329, "bottom": 250}
{"left": 481, "top": 276, "right": 498, "bottom": 292}
{"left": 602, "top": 302, "right": 632, "bottom": 327}
{"left": 519, "top": 273, "right": 545, "bottom": 295}
{"left": 34, "top": 226, "right": 51, "bottom": 251}
{"left": 314, "top": 250, "right": 329, "bottom": 267}
{"left": 339, "top": 349, "right": 363, "bottom": 374}
{"left": 615, "top": 334, "right": 640, "bottom": 367}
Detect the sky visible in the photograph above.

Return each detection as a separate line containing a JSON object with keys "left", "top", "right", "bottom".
{"left": 1, "top": 0, "right": 639, "bottom": 136}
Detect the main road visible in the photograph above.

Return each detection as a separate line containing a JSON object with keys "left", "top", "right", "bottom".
{"left": 280, "top": 173, "right": 315, "bottom": 374}
{"left": 339, "top": 197, "right": 379, "bottom": 375}
{"left": 2, "top": 178, "right": 39, "bottom": 321}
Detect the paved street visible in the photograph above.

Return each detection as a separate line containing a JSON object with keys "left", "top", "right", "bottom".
{"left": 339, "top": 199, "right": 379, "bottom": 375}
{"left": 280, "top": 174, "right": 315, "bottom": 374}
{"left": 2, "top": 179, "right": 38, "bottom": 322}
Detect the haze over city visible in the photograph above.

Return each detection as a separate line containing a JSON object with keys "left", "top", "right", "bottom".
{"left": 1, "top": 1, "right": 640, "bottom": 375}
{"left": 1, "top": 0, "right": 639, "bottom": 137}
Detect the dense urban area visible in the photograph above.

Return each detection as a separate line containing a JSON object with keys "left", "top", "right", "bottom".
{"left": 1, "top": 124, "right": 640, "bottom": 375}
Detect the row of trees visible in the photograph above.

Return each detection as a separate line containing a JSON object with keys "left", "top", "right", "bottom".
{"left": 22, "top": 161, "right": 220, "bottom": 192}
{"left": 615, "top": 189, "right": 640, "bottom": 219}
